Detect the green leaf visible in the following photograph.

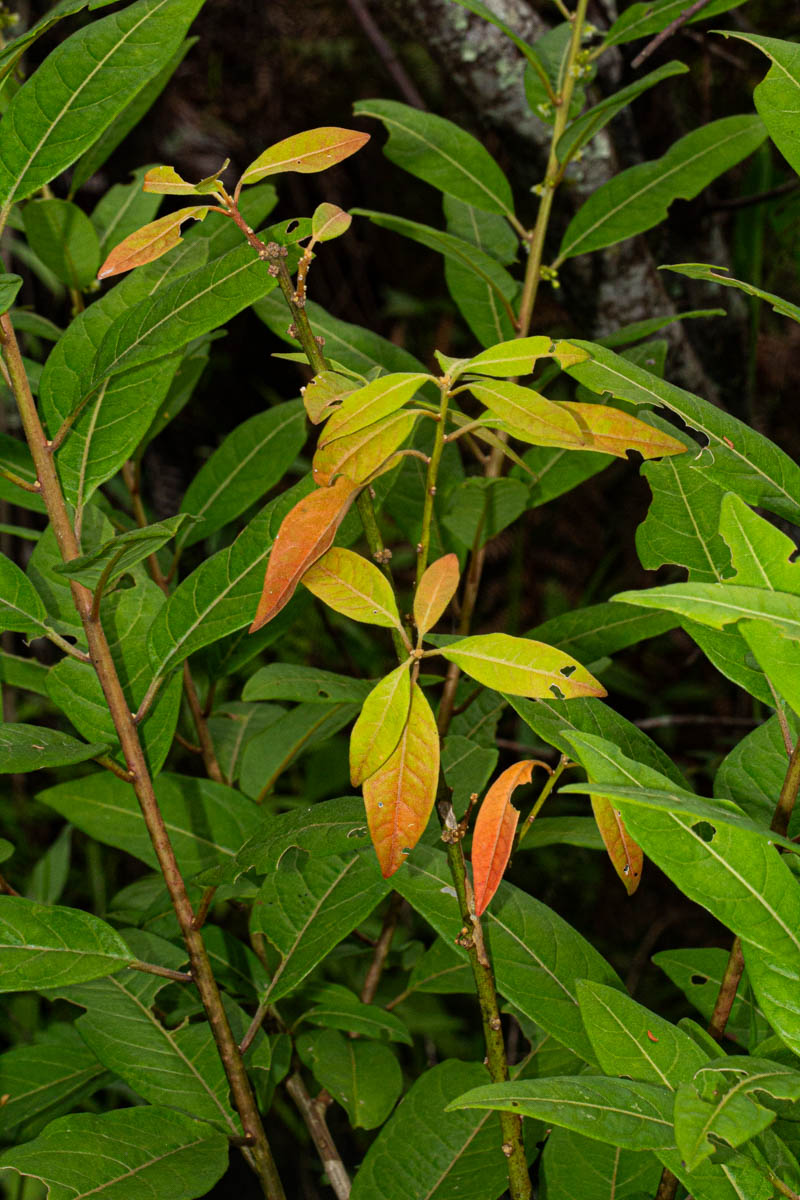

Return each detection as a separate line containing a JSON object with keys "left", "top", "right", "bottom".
{"left": 541, "top": 1128, "right": 662, "bottom": 1200}
{"left": 91, "top": 166, "right": 163, "bottom": 257}
{"left": 0, "top": 1023, "right": 108, "bottom": 1139}
{"left": 556, "top": 61, "right": 689, "bottom": 162}
{"left": 299, "top": 983, "right": 412, "bottom": 1044}
{"left": 179, "top": 399, "right": 306, "bottom": 546}
{"left": 0, "top": 431, "right": 46, "bottom": 513}
{"left": 319, "top": 371, "right": 429, "bottom": 446}
{"left": 663, "top": 262, "right": 800, "bottom": 325}
{"left": 353, "top": 98, "right": 515, "bottom": 219}
{"left": 557, "top": 116, "right": 766, "bottom": 262}
{"left": 441, "top": 477, "right": 529, "bottom": 551}
{"left": 0, "top": 0, "right": 205, "bottom": 217}
{"left": 443, "top": 195, "right": 517, "bottom": 349}
{"left": 638, "top": 455, "right": 730, "bottom": 582}
{"left": 353, "top": 209, "right": 517, "bottom": 311}
{"left": 447, "top": 1076, "right": 675, "bottom": 1150}
{"left": 46, "top": 580, "right": 182, "bottom": 775}
{"left": 52, "top": 514, "right": 193, "bottom": 590}
{"left": 0, "top": 1105, "right": 229, "bottom": 1199}
{"left": 242, "top": 664, "right": 371, "bottom": 705}
{"left": 613, "top": 581, "right": 800, "bottom": 640}
{"left": 0, "top": 725, "right": 106, "bottom": 773}
{"left": 238, "top": 701, "right": 358, "bottom": 801}
{"left": 38, "top": 771, "right": 260, "bottom": 876}
{"left": 527, "top": 602, "right": 677, "bottom": 663}
{"left": 0, "top": 551, "right": 54, "bottom": 639}
{"left": 0, "top": 272, "right": 22, "bottom": 313}
{"left": 653, "top": 947, "right": 771, "bottom": 1050}
{"left": 0, "top": 896, "right": 131, "bottom": 992}
{"left": 603, "top": 0, "right": 745, "bottom": 47}
{"left": 91, "top": 218, "right": 305, "bottom": 386}
{"left": 297, "top": 1028, "right": 401, "bottom": 1129}
{"left": 252, "top": 845, "right": 390, "bottom": 1003}
{"left": 516, "top": 443, "right": 614, "bottom": 509}
{"left": 715, "top": 713, "right": 797, "bottom": 830}
{"left": 439, "top": 632, "right": 606, "bottom": 699}
{"left": 405, "top": 938, "right": 473, "bottom": 998}
{"left": 0, "top": 650, "right": 49, "bottom": 695}
{"left": 442, "top": 734, "right": 498, "bottom": 813}
{"left": 22, "top": 199, "right": 100, "bottom": 289}
{"left": 725, "top": 33, "right": 800, "bottom": 175}
{"left": 350, "top": 1059, "right": 515, "bottom": 1200}
{"left": 566, "top": 341, "right": 800, "bottom": 524}
{"left": 394, "top": 845, "right": 622, "bottom": 1062}
{"left": 350, "top": 663, "right": 411, "bottom": 786}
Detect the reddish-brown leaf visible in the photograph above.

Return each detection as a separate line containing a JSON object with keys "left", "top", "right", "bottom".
{"left": 249, "top": 476, "right": 360, "bottom": 632}
{"left": 302, "top": 371, "right": 357, "bottom": 425}
{"left": 97, "top": 207, "right": 209, "bottom": 279}
{"left": 559, "top": 403, "right": 687, "bottom": 460}
{"left": 312, "top": 411, "right": 418, "bottom": 487}
{"left": 472, "top": 761, "right": 532, "bottom": 916}
{"left": 362, "top": 682, "right": 439, "bottom": 878}
{"left": 311, "top": 202, "right": 352, "bottom": 242}
{"left": 590, "top": 794, "right": 643, "bottom": 896}
{"left": 240, "top": 128, "right": 370, "bottom": 187}
{"left": 414, "top": 554, "right": 460, "bottom": 637}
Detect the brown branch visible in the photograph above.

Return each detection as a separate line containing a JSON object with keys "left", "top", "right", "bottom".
{"left": 631, "top": 0, "right": 714, "bottom": 69}
{"left": 345, "top": 0, "right": 425, "bottom": 110}
{"left": 285, "top": 1072, "right": 352, "bottom": 1200}
{"left": 360, "top": 893, "right": 403, "bottom": 1005}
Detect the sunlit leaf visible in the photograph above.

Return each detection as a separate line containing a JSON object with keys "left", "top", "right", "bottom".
{"left": 240, "top": 127, "right": 370, "bottom": 186}
{"left": 311, "top": 202, "right": 352, "bottom": 241}
{"left": 312, "top": 410, "right": 419, "bottom": 487}
{"left": 558, "top": 403, "right": 687, "bottom": 459}
{"left": 469, "top": 379, "right": 584, "bottom": 446}
{"left": 302, "top": 370, "right": 357, "bottom": 424}
{"left": 472, "top": 761, "right": 532, "bottom": 916}
{"left": 97, "top": 205, "right": 209, "bottom": 278}
{"left": 590, "top": 795, "right": 643, "bottom": 896}
{"left": 465, "top": 336, "right": 554, "bottom": 378}
{"left": 250, "top": 476, "right": 360, "bottom": 631}
{"left": 302, "top": 545, "right": 404, "bottom": 630}
{"left": 350, "top": 662, "right": 412, "bottom": 786}
{"left": 414, "top": 553, "right": 460, "bottom": 637}
{"left": 319, "top": 372, "right": 429, "bottom": 447}
{"left": 363, "top": 682, "right": 440, "bottom": 877}
{"left": 439, "top": 633, "right": 607, "bottom": 700}
{"left": 143, "top": 164, "right": 223, "bottom": 196}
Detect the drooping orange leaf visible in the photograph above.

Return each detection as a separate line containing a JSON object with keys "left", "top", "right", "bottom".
{"left": 312, "top": 411, "right": 419, "bottom": 487}
{"left": 362, "top": 682, "right": 439, "bottom": 878}
{"left": 439, "top": 633, "right": 607, "bottom": 700}
{"left": 301, "top": 546, "right": 404, "bottom": 631}
{"left": 143, "top": 165, "right": 225, "bottom": 196}
{"left": 240, "top": 127, "right": 370, "bottom": 187}
{"left": 249, "top": 476, "right": 360, "bottom": 632}
{"left": 311, "top": 202, "right": 352, "bottom": 242}
{"left": 558, "top": 403, "right": 687, "bottom": 460}
{"left": 319, "top": 372, "right": 429, "bottom": 447}
{"left": 472, "top": 761, "right": 532, "bottom": 916}
{"left": 97, "top": 207, "right": 210, "bottom": 279}
{"left": 350, "top": 662, "right": 412, "bottom": 786}
{"left": 414, "top": 554, "right": 460, "bottom": 637}
{"left": 301, "top": 371, "right": 357, "bottom": 425}
{"left": 590, "top": 794, "right": 643, "bottom": 896}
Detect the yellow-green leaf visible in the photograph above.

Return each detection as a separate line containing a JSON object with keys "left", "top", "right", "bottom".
{"left": 465, "top": 336, "right": 554, "bottom": 378}
{"left": 414, "top": 554, "right": 460, "bottom": 636}
{"left": 313, "top": 411, "right": 419, "bottom": 487}
{"left": 311, "top": 202, "right": 352, "bottom": 242}
{"left": 250, "top": 476, "right": 360, "bottom": 632}
{"left": 439, "top": 633, "right": 606, "bottom": 699}
{"left": 363, "top": 682, "right": 440, "bottom": 877}
{"left": 559, "top": 403, "right": 688, "bottom": 460}
{"left": 97, "top": 206, "right": 209, "bottom": 279}
{"left": 240, "top": 127, "right": 370, "bottom": 187}
{"left": 469, "top": 380, "right": 584, "bottom": 446}
{"left": 302, "top": 371, "right": 357, "bottom": 425}
{"left": 350, "top": 662, "right": 412, "bottom": 786}
{"left": 590, "top": 795, "right": 643, "bottom": 896}
{"left": 320, "top": 372, "right": 430, "bottom": 447}
{"left": 301, "top": 546, "right": 403, "bottom": 631}
{"left": 142, "top": 165, "right": 222, "bottom": 196}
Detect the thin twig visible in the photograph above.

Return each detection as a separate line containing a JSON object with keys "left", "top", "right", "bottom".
{"left": 631, "top": 0, "right": 714, "bottom": 69}
{"left": 0, "top": 871, "right": 20, "bottom": 896}
{"left": 361, "top": 893, "right": 403, "bottom": 1005}
{"left": 0, "top": 464, "right": 40, "bottom": 493}
{"left": 285, "top": 1072, "right": 352, "bottom": 1200}
{"left": 129, "top": 959, "right": 193, "bottom": 983}
{"left": 344, "top": 0, "right": 425, "bottom": 109}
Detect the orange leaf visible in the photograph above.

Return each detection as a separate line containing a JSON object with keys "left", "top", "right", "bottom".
{"left": 558, "top": 403, "right": 687, "bottom": 460}
{"left": 362, "top": 682, "right": 439, "bottom": 878}
{"left": 249, "top": 476, "right": 360, "bottom": 632}
{"left": 311, "top": 202, "right": 352, "bottom": 242}
{"left": 472, "top": 761, "right": 531, "bottom": 916}
{"left": 240, "top": 127, "right": 370, "bottom": 187}
{"left": 312, "top": 411, "right": 418, "bottom": 487}
{"left": 590, "top": 794, "right": 643, "bottom": 896}
{"left": 414, "top": 553, "right": 460, "bottom": 636}
{"left": 302, "top": 371, "right": 357, "bottom": 425}
{"left": 97, "top": 207, "right": 209, "bottom": 279}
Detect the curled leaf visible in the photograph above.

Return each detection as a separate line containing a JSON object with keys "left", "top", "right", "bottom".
{"left": 311, "top": 202, "right": 352, "bottom": 242}
{"left": 302, "top": 371, "right": 357, "bottom": 424}
{"left": 590, "top": 795, "right": 643, "bottom": 896}
{"left": 472, "top": 761, "right": 533, "bottom": 916}
{"left": 240, "top": 127, "right": 370, "bottom": 187}
{"left": 414, "top": 554, "right": 460, "bottom": 636}
{"left": 363, "top": 682, "right": 440, "bottom": 878}
{"left": 301, "top": 546, "right": 403, "bottom": 631}
{"left": 143, "top": 165, "right": 224, "bottom": 197}
{"left": 250, "top": 476, "right": 360, "bottom": 632}
{"left": 350, "top": 662, "right": 412, "bottom": 786}
{"left": 97, "top": 207, "right": 209, "bottom": 279}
